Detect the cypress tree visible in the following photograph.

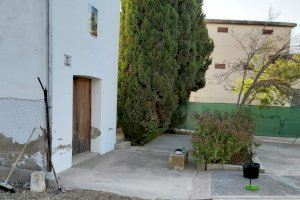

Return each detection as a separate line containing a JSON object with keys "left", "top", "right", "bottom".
{"left": 171, "top": 0, "right": 214, "bottom": 126}
{"left": 118, "top": 0, "right": 179, "bottom": 144}
{"left": 118, "top": 0, "right": 213, "bottom": 144}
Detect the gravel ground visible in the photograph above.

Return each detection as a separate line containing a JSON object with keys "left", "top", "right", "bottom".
{"left": 0, "top": 188, "right": 142, "bottom": 200}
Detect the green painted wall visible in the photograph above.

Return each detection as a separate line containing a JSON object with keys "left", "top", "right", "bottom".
{"left": 176, "top": 102, "right": 300, "bottom": 138}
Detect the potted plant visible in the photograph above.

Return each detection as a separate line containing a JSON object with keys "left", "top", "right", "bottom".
{"left": 240, "top": 108, "right": 260, "bottom": 180}
{"left": 243, "top": 151, "right": 260, "bottom": 191}
{"left": 242, "top": 125, "right": 260, "bottom": 179}
{"left": 234, "top": 109, "right": 260, "bottom": 191}
{"left": 243, "top": 152, "right": 260, "bottom": 179}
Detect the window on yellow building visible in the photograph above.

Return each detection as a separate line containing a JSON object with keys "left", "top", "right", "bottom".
{"left": 217, "top": 27, "right": 229, "bottom": 33}
{"left": 262, "top": 29, "right": 273, "bottom": 35}
{"left": 215, "top": 64, "right": 226, "bottom": 69}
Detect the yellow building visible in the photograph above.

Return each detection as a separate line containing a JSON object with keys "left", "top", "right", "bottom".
{"left": 190, "top": 19, "right": 297, "bottom": 105}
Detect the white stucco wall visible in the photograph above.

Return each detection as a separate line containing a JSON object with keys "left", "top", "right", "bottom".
{"left": 50, "top": 0, "right": 120, "bottom": 173}
{"left": 0, "top": 0, "right": 48, "bottom": 99}
{"left": 0, "top": 1, "right": 49, "bottom": 171}
{"left": 0, "top": 0, "right": 48, "bottom": 144}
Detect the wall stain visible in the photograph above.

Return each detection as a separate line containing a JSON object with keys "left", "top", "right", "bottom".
{"left": 0, "top": 132, "right": 46, "bottom": 155}
{"left": 53, "top": 144, "right": 71, "bottom": 154}
{"left": 91, "top": 127, "right": 101, "bottom": 139}
{"left": 0, "top": 131, "right": 47, "bottom": 170}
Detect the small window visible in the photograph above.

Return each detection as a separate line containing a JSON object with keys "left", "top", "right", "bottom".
{"left": 217, "top": 27, "right": 228, "bottom": 33}
{"left": 89, "top": 5, "right": 98, "bottom": 37}
{"left": 215, "top": 64, "right": 226, "bottom": 69}
{"left": 262, "top": 29, "right": 273, "bottom": 35}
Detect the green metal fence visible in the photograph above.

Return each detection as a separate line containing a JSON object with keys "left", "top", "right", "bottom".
{"left": 176, "top": 102, "right": 300, "bottom": 138}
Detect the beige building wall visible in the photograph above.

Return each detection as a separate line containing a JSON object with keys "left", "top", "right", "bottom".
{"left": 190, "top": 19, "right": 296, "bottom": 104}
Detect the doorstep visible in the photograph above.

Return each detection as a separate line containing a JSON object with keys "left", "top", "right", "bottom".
{"left": 72, "top": 151, "right": 99, "bottom": 166}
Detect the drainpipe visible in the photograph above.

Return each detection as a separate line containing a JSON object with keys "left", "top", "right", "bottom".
{"left": 47, "top": 0, "right": 53, "bottom": 130}
{"left": 47, "top": 0, "right": 52, "bottom": 104}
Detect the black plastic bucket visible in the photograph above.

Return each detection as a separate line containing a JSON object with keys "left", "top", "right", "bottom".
{"left": 243, "top": 162, "right": 260, "bottom": 179}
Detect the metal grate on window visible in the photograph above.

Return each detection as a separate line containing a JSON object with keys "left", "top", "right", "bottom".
{"left": 217, "top": 27, "right": 228, "bottom": 33}
{"left": 215, "top": 63, "right": 226, "bottom": 69}
{"left": 262, "top": 29, "right": 273, "bottom": 35}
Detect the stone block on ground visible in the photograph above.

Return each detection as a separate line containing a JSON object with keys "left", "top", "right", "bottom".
{"left": 116, "top": 131, "right": 125, "bottom": 143}
{"left": 197, "top": 163, "right": 206, "bottom": 171}
{"left": 30, "top": 171, "right": 46, "bottom": 192}
{"left": 168, "top": 152, "right": 188, "bottom": 171}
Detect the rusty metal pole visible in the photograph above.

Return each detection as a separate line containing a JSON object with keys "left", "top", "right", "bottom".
{"left": 38, "top": 77, "right": 51, "bottom": 171}
{"left": 37, "top": 77, "right": 61, "bottom": 191}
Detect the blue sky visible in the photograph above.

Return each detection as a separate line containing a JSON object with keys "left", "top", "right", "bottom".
{"left": 203, "top": 0, "right": 300, "bottom": 37}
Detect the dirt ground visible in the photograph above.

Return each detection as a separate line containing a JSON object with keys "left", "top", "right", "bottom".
{"left": 0, "top": 188, "right": 142, "bottom": 200}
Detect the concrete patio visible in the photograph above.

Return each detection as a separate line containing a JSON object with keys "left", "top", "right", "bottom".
{"left": 59, "top": 134, "right": 300, "bottom": 200}
{"left": 256, "top": 141, "right": 300, "bottom": 176}
{"left": 60, "top": 134, "right": 211, "bottom": 200}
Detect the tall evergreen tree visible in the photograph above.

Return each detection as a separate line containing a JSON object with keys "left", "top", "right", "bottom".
{"left": 118, "top": 0, "right": 213, "bottom": 144}
{"left": 171, "top": 0, "right": 214, "bottom": 125}
{"left": 118, "top": 0, "right": 179, "bottom": 144}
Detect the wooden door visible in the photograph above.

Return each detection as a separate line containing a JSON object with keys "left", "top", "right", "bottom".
{"left": 73, "top": 77, "right": 91, "bottom": 155}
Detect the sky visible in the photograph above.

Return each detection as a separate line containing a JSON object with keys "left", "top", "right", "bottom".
{"left": 203, "top": 0, "right": 300, "bottom": 37}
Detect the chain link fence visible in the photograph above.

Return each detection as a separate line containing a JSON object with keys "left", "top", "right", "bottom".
{"left": 0, "top": 97, "right": 49, "bottom": 171}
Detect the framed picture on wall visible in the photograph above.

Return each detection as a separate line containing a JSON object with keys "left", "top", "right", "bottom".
{"left": 89, "top": 4, "right": 98, "bottom": 37}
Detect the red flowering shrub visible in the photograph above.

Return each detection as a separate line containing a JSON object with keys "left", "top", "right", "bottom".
{"left": 192, "top": 109, "right": 255, "bottom": 164}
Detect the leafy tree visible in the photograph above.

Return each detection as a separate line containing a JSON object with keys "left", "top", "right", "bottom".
{"left": 174, "top": 0, "right": 213, "bottom": 103}
{"left": 118, "top": 0, "right": 213, "bottom": 144}
{"left": 233, "top": 55, "right": 300, "bottom": 107}
{"left": 219, "top": 27, "right": 300, "bottom": 107}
